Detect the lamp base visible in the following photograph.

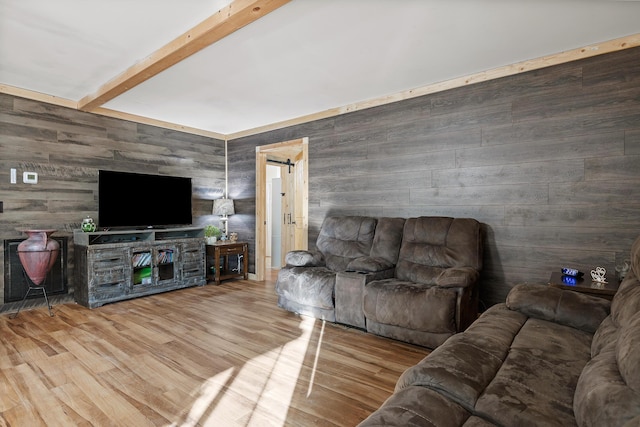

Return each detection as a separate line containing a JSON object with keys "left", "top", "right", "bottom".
{"left": 219, "top": 217, "right": 229, "bottom": 236}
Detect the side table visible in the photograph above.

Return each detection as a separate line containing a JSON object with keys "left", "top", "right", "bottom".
{"left": 206, "top": 242, "right": 248, "bottom": 285}
{"left": 548, "top": 271, "right": 619, "bottom": 300}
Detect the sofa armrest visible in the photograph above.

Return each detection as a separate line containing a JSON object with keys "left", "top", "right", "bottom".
{"left": 346, "top": 256, "right": 395, "bottom": 273}
{"left": 436, "top": 267, "right": 480, "bottom": 288}
{"left": 506, "top": 284, "right": 610, "bottom": 333}
{"left": 284, "top": 250, "right": 324, "bottom": 267}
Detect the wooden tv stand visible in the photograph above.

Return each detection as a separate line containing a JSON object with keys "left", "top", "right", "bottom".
{"left": 74, "top": 227, "right": 206, "bottom": 308}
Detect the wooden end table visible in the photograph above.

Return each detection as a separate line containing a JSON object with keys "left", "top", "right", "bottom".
{"left": 206, "top": 241, "right": 248, "bottom": 285}
{"left": 548, "top": 271, "right": 619, "bottom": 300}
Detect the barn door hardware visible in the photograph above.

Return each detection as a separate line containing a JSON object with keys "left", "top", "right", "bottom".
{"left": 267, "top": 158, "right": 295, "bottom": 173}
{"left": 283, "top": 213, "right": 295, "bottom": 225}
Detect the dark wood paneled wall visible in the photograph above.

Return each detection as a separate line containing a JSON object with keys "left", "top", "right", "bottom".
{"left": 0, "top": 94, "right": 225, "bottom": 304}
{"left": 229, "top": 47, "right": 640, "bottom": 307}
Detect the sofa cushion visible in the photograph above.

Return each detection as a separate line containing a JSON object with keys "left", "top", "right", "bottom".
{"left": 369, "top": 217, "right": 406, "bottom": 265}
{"left": 574, "top": 342, "right": 640, "bottom": 427}
{"left": 506, "top": 284, "right": 610, "bottom": 333}
{"left": 396, "top": 304, "right": 527, "bottom": 411}
{"left": 475, "top": 318, "right": 593, "bottom": 427}
{"left": 610, "top": 234, "right": 640, "bottom": 328}
{"left": 357, "top": 386, "right": 473, "bottom": 427}
{"left": 591, "top": 315, "right": 618, "bottom": 358}
{"left": 364, "top": 279, "right": 456, "bottom": 334}
{"left": 630, "top": 233, "right": 640, "bottom": 279}
{"left": 396, "top": 217, "right": 481, "bottom": 285}
{"left": 346, "top": 256, "right": 395, "bottom": 273}
{"left": 395, "top": 261, "right": 445, "bottom": 285}
{"left": 611, "top": 276, "right": 640, "bottom": 328}
{"left": 617, "top": 311, "right": 640, "bottom": 394}
{"left": 592, "top": 242, "right": 640, "bottom": 356}
{"left": 461, "top": 417, "right": 497, "bottom": 427}
{"left": 436, "top": 267, "right": 480, "bottom": 288}
{"left": 316, "top": 216, "right": 377, "bottom": 271}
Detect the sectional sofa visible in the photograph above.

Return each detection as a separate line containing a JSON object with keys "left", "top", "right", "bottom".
{"left": 275, "top": 215, "right": 483, "bottom": 348}
{"left": 358, "top": 234, "right": 640, "bottom": 426}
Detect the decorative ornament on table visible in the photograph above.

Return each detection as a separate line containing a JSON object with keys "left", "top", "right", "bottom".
{"left": 590, "top": 266, "right": 607, "bottom": 284}
{"left": 81, "top": 216, "right": 96, "bottom": 232}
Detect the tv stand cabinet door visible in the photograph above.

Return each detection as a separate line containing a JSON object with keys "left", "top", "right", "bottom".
{"left": 82, "top": 247, "right": 130, "bottom": 308}
{"left": 181, "top": 241, "right": 206, "bottom": 286}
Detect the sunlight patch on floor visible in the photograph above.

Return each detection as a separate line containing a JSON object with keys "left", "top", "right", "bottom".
{"left": 176, "top": 368, "right": 235, "bottom": 426}
{"left": 179, "top": 316, "right": 320, "bottom": 426}
{"left": 307, "top": 319, "right": 325, "bottom": 397}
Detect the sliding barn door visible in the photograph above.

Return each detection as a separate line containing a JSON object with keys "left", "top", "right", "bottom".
{"left": 255, "top": 138, "right": 308, "bottom": 281}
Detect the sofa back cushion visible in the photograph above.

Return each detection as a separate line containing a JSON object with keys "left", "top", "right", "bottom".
{"left": 575, "top": 235, "right": 640, "bottom": 427}
{"left": 316, "top": 216, "right": 377, "bottom": 271}
{"left": 369, "top": 217, "right": 406, "bottom": 265}
{"left": 630, "top": 233, "right": 640, "bottom": 282}
{"left": 396, "top": 217, "right": 482, "bottom": 284}
{"left": 506, "top": 283, "right": 610, "bottom": 333}
{"left": 611, "top": 235, "right": 640, "bottom": 328}
{"left": 574, "top": 314, "right": 640, "bottom": 427}
{"left": 592, "top": 235, "right": 640, "bottom": 356}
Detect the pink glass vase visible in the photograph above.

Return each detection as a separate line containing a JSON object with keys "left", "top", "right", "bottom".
{"left": 17, "top": 229, "right": 60, "bottom": 286}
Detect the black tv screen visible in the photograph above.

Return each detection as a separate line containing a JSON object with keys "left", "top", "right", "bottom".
{"left": 98, "top": 170, "right": 192, "bottom": 229}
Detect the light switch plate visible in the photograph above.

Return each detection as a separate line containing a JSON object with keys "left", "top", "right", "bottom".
{"left": 10, "top": 168, "right": 16, "bottom": 184}
{"left": 23, "top": 171, "right": 38, "bottom": 184}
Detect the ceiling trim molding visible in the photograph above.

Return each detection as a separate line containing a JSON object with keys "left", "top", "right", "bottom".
{"left": 78, "top": 0, "right": 291, "bottom": 111}
{"left": 0, "top": 84, "right": 226, "bottom": 139}
{"left": 93, "top": 107, "right": 227, "bottom": 139}
{"left": 227, "top": 32, "right": 640, "bottom": 140}
{"left": 0, "top": 84, "right": 78, "bottom": 110}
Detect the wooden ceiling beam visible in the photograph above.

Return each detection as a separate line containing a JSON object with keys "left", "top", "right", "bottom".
{"left": 78, "top": 0, "right": 291, "bottom": 111}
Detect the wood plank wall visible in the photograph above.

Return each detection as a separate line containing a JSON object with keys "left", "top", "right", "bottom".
{"left": 0, "top": 94, "right": 225, "bottom": 304}
{"left": 229, "top": 46, "right": 640, "bottom": 307}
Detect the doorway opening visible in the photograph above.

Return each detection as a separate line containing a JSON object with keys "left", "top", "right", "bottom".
{"left": 255, "top": 138, "right": 309, "bottom": 281}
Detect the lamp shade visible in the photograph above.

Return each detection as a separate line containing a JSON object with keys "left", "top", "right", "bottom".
{"left": 213, "top": 199, "right": 235, "bottom": 216}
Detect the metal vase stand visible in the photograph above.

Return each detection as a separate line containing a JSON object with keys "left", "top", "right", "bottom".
{"left": 11, "top": 249, "right": 55, "bottom": 318}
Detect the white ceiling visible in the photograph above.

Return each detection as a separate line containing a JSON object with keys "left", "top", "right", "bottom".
{"left": 1, "top": 0, "right": 640, "bottom": 137}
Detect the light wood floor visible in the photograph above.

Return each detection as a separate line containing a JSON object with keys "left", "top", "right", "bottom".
{"left": 0, "top": 271, "right": 429, "bottom": 426}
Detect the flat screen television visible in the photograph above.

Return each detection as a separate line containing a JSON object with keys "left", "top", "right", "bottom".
{"left": 98, "top": 170, "right": 192, "bottom": 229}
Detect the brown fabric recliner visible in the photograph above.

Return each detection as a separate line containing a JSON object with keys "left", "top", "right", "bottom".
{"left": 363, "top": 217, "right": 483, "bottom": 348}
{"left": 275, "top": 216, "right": 404, "bottom": 322}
